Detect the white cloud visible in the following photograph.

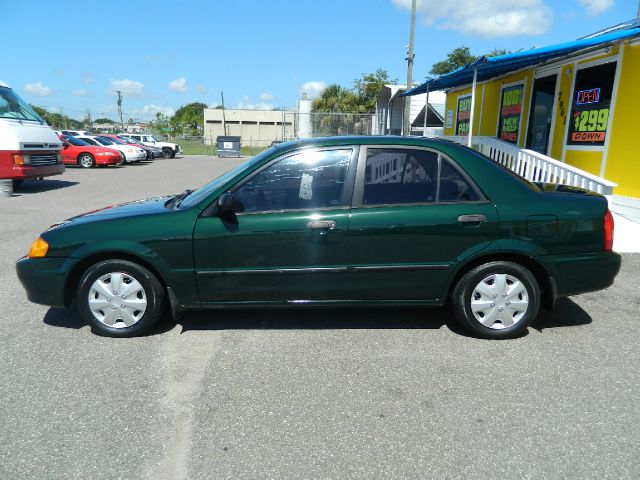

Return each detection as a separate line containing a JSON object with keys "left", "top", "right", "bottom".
{"left": 24, "top": 82, "right": 52, "bottom": 97}
{"left": 259, "top": 92, "right": 275, "bottom": 101}
{"left": 82, "top": 73, "right": 95, "bottom": 84}
{"left": 196, "top": 84, "right": 207, "bottom": 94}
{"left": 71, "top": 89, "right": 91, "bottom": 97}
{"left": 578, "top": 0, "right": 614, "bottom": 16}
{"left": 300, "top": 81, "right": 326, "bottom": 99}
{"left": 392, "top": 0, "right": 553, "bottom": 37}
{"left": 132, "top": 104, "right": 176, "bottom": 119}
{"left": 110, "top": 79, "right": 144, "bottom": 97}
{"left": 168, "top": 77, "right": 187, "bottom": 92}
{"left": 236, "top": 101, "right": 274, "bottom": 110}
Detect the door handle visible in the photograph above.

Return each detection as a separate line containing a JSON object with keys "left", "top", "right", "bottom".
{"left": 307, "top": 220, "right": 336, "bottom": 232}
{"left": 457, "top": 214, "right": 487, "bottom": 224}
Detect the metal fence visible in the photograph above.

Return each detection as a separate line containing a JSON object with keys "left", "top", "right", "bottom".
{"left": 160, "top": 111, "right": 377, "bottom": 155}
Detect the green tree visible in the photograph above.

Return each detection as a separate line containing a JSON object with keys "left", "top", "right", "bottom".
{"left": 353, "top": 69, "right": 397, "bottom": 113}
{"left": 94, "top": 118, "right": 115, "bottom": 124}
{"left": 312, "top": 84, "right": 359, "bottom": 112}
{"left": 429, "top": 46, "right": 479, "bottom": 76}
{"left": 487, "top": 48, "right": 512, "bottom": 57}
{"left": 170, "top": 102, "right": 207, "bottom": 135}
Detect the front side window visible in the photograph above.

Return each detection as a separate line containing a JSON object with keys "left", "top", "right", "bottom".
{"left": 233, "top": 148, "right": 352, "bottom": 213}
{"left": 80, "top": 137, "right": 99, "bottom": 146}
{"left": 362, "top": 148, "right": 480, "bottom": 205}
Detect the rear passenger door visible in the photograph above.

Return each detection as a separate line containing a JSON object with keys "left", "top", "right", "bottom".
{"left": 347, "top": 146, "right": 498, "bottom": 302}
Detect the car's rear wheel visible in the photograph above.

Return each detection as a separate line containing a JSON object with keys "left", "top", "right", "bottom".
{"left": 77, "top": 260, "right": 165, "bottom": 337}
{"left": 451, "top": 261, "right": 540, "bottom": 339}
{"left": 162, "top": 148, "right": 173, "bottom": 159}
{"left": 78, "top": 153, "right": 95, "bottom": 168}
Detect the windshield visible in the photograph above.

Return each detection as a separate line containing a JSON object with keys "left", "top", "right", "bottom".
{"left": 149, "top": 136, "right": 163, "bottom": 142}
{"left": 62, "top": 135, "right": 89, "bottom": 146}
{"left": 100, "top": 136, "right": 126, "bottom": 145}
{"left": 118, "top": 136, "right": 137, "bottom": 144}
{"left": 179, "top": 150, "right": 274, "bottom": 208}
{"left": 0, "top": 87, "right": 45, "bottom": 122}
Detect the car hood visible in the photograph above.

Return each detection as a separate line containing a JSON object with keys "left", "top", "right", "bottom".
{"left": 53, "top": 195, "right": 174, "bottom": 228}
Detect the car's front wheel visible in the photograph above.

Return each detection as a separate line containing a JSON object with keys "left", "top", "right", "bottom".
{"left": 451, "top": 261, "right": 540, "bottom": 339}
{"left": 78, "top": 153, "right": 95, "bottom": 168}
{"left": 162, "top": 148, "right": 173, "bottom": 159}
{"left": 77, "top": 260, "right": 165, "bottom": 337}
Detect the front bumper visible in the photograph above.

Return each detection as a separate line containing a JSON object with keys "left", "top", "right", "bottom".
{"left": 95, "top": 155, "right": 122, "bottom": 166}
{"left": 538, "top": 250, "right": 622, "bottom": 298}
{"left": 16, "top": 256, "right": 79, "bottom": 308}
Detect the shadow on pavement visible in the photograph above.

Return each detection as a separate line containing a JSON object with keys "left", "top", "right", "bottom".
{"left": 42, "top": 297, "right": 592, "bottom": 338}
{"left": 13, "top": 179, "right": 78, "bottom": 194}
{"left": 531, "top": 297, "right": 592, "bottom": 332}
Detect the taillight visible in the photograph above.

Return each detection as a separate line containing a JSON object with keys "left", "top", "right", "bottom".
{"left": 604, "top": 209, "right": 614, "bottom": 251}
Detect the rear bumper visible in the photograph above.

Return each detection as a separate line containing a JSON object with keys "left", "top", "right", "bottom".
{"left": 538, "top": 250, "right": 621, "bottom": 298}
{"left": 16, "top": 256, "right": 78, "bottom": 308}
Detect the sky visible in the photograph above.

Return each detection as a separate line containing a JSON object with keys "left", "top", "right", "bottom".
{"left": 2, "top": 0, "right": 636, "bottom": 122}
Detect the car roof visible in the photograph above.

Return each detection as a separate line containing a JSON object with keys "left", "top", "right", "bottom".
{"left": 272, "top": 135, "right": 461, "bottom": 151}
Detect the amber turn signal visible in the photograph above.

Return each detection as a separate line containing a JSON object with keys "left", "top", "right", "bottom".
{"left": 28, "top": 238, "right": 49, "bottom": 258}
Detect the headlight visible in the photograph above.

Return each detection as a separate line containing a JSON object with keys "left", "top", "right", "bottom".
{"left": 13, "top": 154, "right": 31, "bottom": 165}
{"left": 28, "top": 237, "right": 49, "bottom": 258}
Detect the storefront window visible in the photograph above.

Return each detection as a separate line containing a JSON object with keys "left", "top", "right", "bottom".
{"left": 455, "top": 96, "right": 471, "bottom": 136}
{"left": 497, "top": 84, "right": 524, "bottom": 144}
{"left": 567, "top": 61, "right": 616, "bottom": 146}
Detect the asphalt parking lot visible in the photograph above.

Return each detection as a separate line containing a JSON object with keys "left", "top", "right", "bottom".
{"left": 1, "top": 155, "right": 638, "bottom": 479}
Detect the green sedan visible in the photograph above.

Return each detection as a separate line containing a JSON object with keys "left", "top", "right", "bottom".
{"left": 16, "top": 136, "right": 621, "bottom": 339}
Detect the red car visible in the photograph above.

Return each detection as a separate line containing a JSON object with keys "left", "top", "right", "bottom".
{"left": 59, "top": 135, "right": 122, "bottom": 168}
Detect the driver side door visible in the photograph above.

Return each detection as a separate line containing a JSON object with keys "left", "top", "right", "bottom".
{"left": 193, "top": 146, "right": 357, "bottom": 304}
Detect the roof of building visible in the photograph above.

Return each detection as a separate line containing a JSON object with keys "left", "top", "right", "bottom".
{"left": 404, "top": 20, "right": 640, "bottom": 96}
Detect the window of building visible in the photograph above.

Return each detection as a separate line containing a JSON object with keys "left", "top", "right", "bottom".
{"left": 233, "top": 149, "right": 352, "bottom": 213}
{"left": 362, "top": 148, "right": 479, "bottom": 205}
{"left": 455, "top": 95, "right": 471, "bottom": 136}
{"left": 497, "top": 84, "right": 524, "bottom": 144}
{"left": 567, "top": 61, "right": 616, "bottom": 147}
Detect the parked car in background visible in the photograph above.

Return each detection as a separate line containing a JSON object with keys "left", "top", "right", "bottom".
{"left": 117, "top": 135, "right": 163, "bottom": 159}
{"left": 16, "top": 136, "right": 620, "bottom": 339}
{"left": 0, "top": 81, "right": 64, "bottom": 185}
{"left": 60, "top": 130, "right": 91, "bottom": 137}
{"left": 94, "top": 134, "right": 152, "bottom": 160}
{"left": 119, "top": 133, "right": 181, "bottom": 158}
{"left": 97, "top": 133, "right": 155, "bottom": 160}
{"left": 58, "top": 135, "right": 121, "bottom": 168}
{"left": 75, "top": 135, "right": 146, "bottom": 164}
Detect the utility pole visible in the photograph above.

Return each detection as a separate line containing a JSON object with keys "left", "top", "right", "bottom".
{"left": 87, "top": 110, "right": 92, "bottom": 131}
{"left": 221, "top": 91, "right": 227, "bottom": 136}
{"left": 403, "top": 0, "right": 417, "bottom": 136}
{"left": 116, "top": 90, "right": 124, "bottom": 130}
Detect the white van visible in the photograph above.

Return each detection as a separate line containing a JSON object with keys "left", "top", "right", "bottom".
{"left": 0, "top": 81, "right": 64, "bottom": 183}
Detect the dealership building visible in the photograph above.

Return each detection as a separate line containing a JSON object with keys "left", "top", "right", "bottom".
{"left": 404, "top": 19, "right": 640, "bottom": 205}
{"left": 203, "top": 108, "right": 295, "bottom": 147}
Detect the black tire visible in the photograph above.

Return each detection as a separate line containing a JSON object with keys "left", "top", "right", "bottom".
{"left": 121, "top": 152, "right": 128, "bottom": 164}
{"left": 12, "top": 179, "right": 24, "bottom": 187}
{"left": 78, "top": 153, "right": 95, "bottom": 169}
{"left": 77, "top": 259, "right": 165, "bottom": 337}
{"left": 451, "top": 261, "right": 540, "bottom": 339}
{"left": 163, "top": 148, "right": 172, "bottom": 159}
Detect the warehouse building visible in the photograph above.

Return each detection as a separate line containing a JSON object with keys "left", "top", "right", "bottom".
{"left": 203, "top": 108, "right": 295, "bottom": 147}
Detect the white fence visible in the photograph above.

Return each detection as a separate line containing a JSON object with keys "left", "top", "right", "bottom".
{"left": 443, "top": 135, "right": 617, "bottom": 195}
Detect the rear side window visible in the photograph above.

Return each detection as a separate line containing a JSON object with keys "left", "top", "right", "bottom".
{"left": 439, "top": 158, "right": 480, "bottom": 201}
{"left": 233, "top": 148, "right": 352, "bottom": 213}
{"left": 362, "top": 148, "right": 479, "bottom": 205}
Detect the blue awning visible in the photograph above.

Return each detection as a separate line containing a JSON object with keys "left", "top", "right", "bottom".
{"left": 403, "top": 25, "right": 640, "bottom": 96}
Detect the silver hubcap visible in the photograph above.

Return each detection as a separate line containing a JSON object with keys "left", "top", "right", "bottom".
{"left": 80, "top": 155, "right": 92, "bottom": 167}
{"left": 470, "top": 273, "right": 529, "bottom": 330}
{"left": 88, "top": 272, "right": 147, "bottom": 328}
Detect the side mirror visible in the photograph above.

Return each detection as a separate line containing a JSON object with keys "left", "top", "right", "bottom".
{"left": 217, "top": 192, "right": 235, "bottom": 213}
